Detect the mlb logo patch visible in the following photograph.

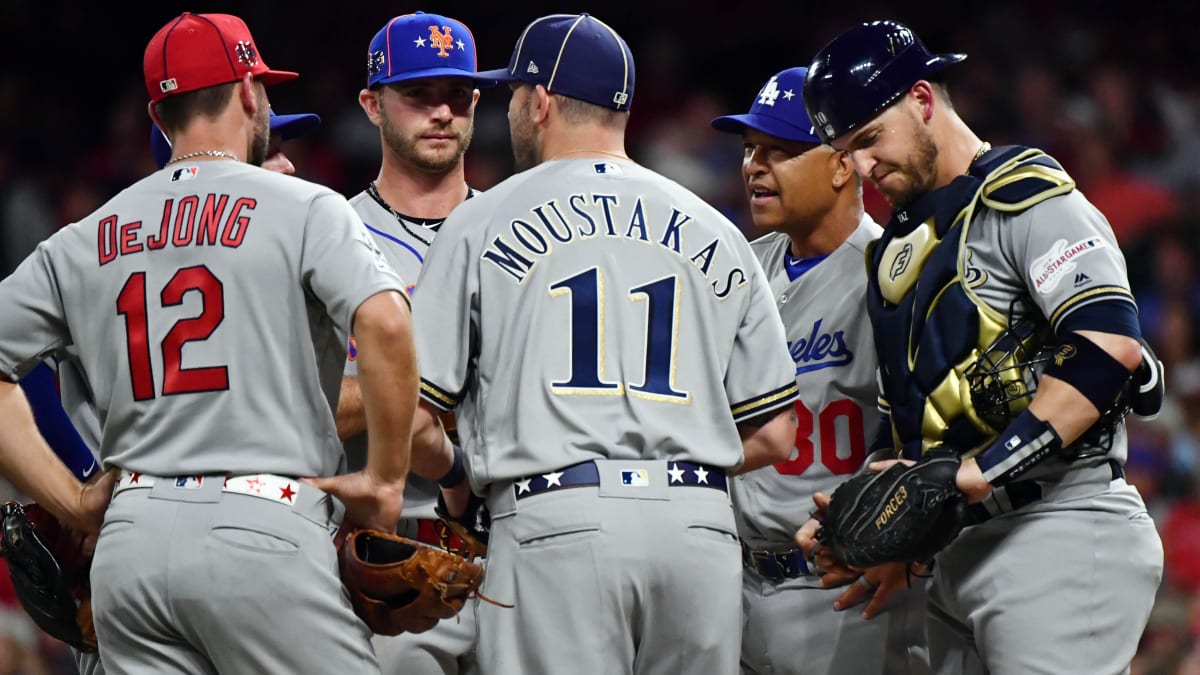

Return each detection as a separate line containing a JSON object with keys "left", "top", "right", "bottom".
{"left": 594, "top": 162, "right": 623, "bottom": 176}
{"left": 171, "top": 166, "right": 198, "bottom": 182}
{"left": 174, "top": 476, "right": 204, "bottom": 489}
{"left": 621, "top": 469, "right": 649, "bottom": 487}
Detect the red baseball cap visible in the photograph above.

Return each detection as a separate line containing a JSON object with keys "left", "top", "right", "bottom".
{"left": 144, "top": 12, "right": 298, "bottom": 104}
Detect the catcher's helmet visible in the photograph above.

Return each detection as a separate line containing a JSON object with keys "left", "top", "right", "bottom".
{"left": 803, "top": 20, "right": 965, "bottom": 144}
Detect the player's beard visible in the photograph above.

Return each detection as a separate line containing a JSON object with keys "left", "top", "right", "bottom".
{"left": 380, "top": 108, "right": 473, "bottom": 174}
{"left": 874, "top": 119, "right": 939, "bottom": 210}
{"left": 248, "top": 90, "right": 270, "bottom": 167}
{"left": 509, "top": 110, "right": 539, "bottom": 173}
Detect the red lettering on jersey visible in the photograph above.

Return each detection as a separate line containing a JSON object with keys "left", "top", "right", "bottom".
{"left": 197, "top": 194, "right": 229, "bottom": 246}
{"left": 98, "top": 215, "right": 118, "bottom": 266}
{"left": 172, "top": 195, "right": 199, "bottom": 247}
{"left": 221, "top": 197, "right": 255, "bottom": 248}
{"left": 119, "top": 220, "right": 143, "bottom": 256}
{"left": 147, "top": 199, "right": 173, "bottom": 250}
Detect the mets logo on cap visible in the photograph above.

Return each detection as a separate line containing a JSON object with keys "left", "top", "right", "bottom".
{"left": 366, "top": 11, "right": 486, "bottom": 89}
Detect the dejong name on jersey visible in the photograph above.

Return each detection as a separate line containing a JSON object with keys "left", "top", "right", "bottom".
{"left": 481, "top": 193, "right": 748, "bottom": 300}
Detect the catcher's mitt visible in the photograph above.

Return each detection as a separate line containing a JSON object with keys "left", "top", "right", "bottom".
{"left": 435, "top": 489, "right": 490, "bottom": 558}
{"left": 339, "top": 528, "right": 485, "bottom": 635}
{"left": 817, "top": 450, "right": 967, "bottom": 569}
{"left": 0, "top": 501, "right": 97, "bottom": 653}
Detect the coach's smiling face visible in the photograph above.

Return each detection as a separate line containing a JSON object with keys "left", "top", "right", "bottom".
{"left": 741, "top": 127, "right": 849, "bottom": 236}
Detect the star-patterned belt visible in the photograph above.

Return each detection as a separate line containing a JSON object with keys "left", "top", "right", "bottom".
{"left": 113, "top": 470, "right": 303, "bottom": 507}
{"left": 514, "top": 460, "right": 728, "bottom": 500}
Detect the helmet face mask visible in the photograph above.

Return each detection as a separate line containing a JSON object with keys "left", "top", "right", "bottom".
{"left": 802, "top": 20, "right": 965, "bottom": 144}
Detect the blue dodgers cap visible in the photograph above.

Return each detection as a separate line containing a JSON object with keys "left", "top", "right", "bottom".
{"left": 366, "top": 11, "right": 493, "bottom": 88}
{"left": 477, "top": 13, "right": 635, "bottom": 111}
{"left": 151, "top": 108, "right": 321, "bottom": 168}
{"left": 711, "top": 67, "right": 820, "bottom": 144}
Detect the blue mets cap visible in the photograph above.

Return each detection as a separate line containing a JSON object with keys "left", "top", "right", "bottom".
{"left": 711, "top": 67, "right": 820, "bottom": 145}
{"left": 366, "top": 12, "right": 494, "bottom": 88}
{"left": 477, "top": 13, "right": 635, "bottom": 111}
{"left": 151, "top": 107, "right": 321, "bottom": 168}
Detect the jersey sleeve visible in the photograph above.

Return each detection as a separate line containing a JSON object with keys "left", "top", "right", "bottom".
{"left": 725, "top": 254, "right": 799, "bottom": 422}
{"left": 410, "top": 209, "right": 479, "bottom": 412}
{"left": 1013, "top": 191, "right": 1136, "bottom": 333}
{"left": 0, "top": 235, "right": 72, "bottom": 381}
{"left": 300, "top": 193, "right": 407, "bottom": 338}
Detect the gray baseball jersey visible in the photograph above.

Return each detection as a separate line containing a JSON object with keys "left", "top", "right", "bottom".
{"left": 344, "top": 187, "right": 462, "bottom": 520}
{"left": 0, "top": 161, "right": 405, "bottom": 476}
{"left": 412, "top": 158, "right": 799, "bottom": 486}
{"left": 733, "top": 216, "right": 882, "bottom": 559}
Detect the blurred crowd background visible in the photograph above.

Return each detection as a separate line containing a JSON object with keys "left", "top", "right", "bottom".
{"left": 1, "top": 0, "right": 1199, "bottom": 672}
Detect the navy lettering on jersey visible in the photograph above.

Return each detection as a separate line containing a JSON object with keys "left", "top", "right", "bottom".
{"left": 789, "top": 318, "right": 854, "bottom": 374}
{"left": 479, "top": 194, "right": 747, "bottom": 299}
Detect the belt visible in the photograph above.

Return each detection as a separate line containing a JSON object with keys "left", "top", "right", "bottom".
{"left": 514, "top": 460, "right": 727, "bottom": 499}
{"left": 741, "top": 540, "right": 813, "bottom": 581}
{"left": 113, "top": 471, "right": 303, "bottom": 507}
{"left": 965, "top": 459, "right": 1124, "bottom": 525}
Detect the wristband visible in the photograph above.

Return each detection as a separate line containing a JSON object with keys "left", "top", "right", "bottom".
{"left": 437, "top": 444, "right": 467, "bottom": 489}
{"left": 975, "top": 409, "right": 1062, "bottom": 486}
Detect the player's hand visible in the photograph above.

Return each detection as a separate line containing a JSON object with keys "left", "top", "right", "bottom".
{"left": 303, "top": 471, "right": 404, "bottom": 532}
{"left": 70, "top": 467, "right": 119, "bottom": 533}
{"left": 955, "top": 458, "right": 993, "bottom": 504}
{"left": 834, "top": 561, "right": 921, "bottom": 619}
{"left": 795, "top": 492, "right": 861, "bottom": 588}
{"left": 866, "top": 457, "right": 915, "bottom": 472}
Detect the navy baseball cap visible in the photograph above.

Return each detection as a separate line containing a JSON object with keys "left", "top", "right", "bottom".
{"left": 367, "top": 12, "right": 494, "bottom": 88}
{"left": 711, "top": 67, "right": 820, "bottom": 144}
{"left": 477, "top": 13, "right": 635, "bottom": 111}
{"left": 151, "top": 107, "right": 321, "bottom": 168}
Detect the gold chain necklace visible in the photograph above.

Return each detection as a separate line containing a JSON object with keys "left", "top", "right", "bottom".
{"left": 545, "top": 149, "right": 630, "bottom": 162}
{"left": 165, "top": 150, "right": 239, "bottom": 165}
{"left": 972, "top": 142, "right": 992, "bottom": 164}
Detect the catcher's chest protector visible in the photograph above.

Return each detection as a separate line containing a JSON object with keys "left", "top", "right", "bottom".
{"left": 867, "top": 146, "right": 1074, "bottom": 460}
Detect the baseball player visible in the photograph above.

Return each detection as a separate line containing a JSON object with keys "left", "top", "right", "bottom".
{"left": 10, "top": 100, "right": 325, "bottom": 675}
{"left": 336, "top": 12, "right": 493, "bottom": 675}
{"left": 799, "top": 20, "right": 1163, "bottom": 674}
{"left": 711, "top": 66, "right": 929, "bottom": 675}
{"left": 0, "top": 12, "right": 416, "bottom": 674}
{"left": 409, "top": 13, "right": 799, "bottom": 674}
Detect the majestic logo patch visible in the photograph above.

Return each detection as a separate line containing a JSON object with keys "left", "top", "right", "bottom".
{"left": 428, "top": 25, "right": 453, "bottom": 57}
{"left": 1073, "top": 272, "right": 1091, "bottom": 288}
{"left": 1030, "top": 237, "right": 1106, "bottom": 294}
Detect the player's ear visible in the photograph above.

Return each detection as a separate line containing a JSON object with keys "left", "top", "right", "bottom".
{"left": 237, "top": 73, "right": 257, "bottom": 116}
{"left": 532, "top": 84, "right": 552, "bottom": 125}
{"left": 147, "top": 101, "right": 163, "bottom": 130}
{"left": 359, "top": 88, "right": 383, "bottom": 126}
{"left": 911, "top": 80, "right": 936, "bottom": 123}
{"left": 830, "top": 148, "right": 855, "bottom": 190}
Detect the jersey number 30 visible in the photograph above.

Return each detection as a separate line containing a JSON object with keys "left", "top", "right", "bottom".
{"left": 774, "top": 399, "right": 866, "bottom": 476}
{"left": 117, "top": 266, "right": 228, "bottom": 401}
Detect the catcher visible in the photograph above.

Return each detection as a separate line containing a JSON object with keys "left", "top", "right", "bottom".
{"left": 794, "top": 21, "right": 1164, "bottom": 674}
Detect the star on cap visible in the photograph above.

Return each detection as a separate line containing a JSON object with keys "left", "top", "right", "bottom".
{"left": 414, "top": 36, "right": 426, "bottom": 47}
{"left": 783, "top": 89, "right": 795, "bottom": 100}
{"left": 516, "top": 478, "right": 532, "bottom": 494}
{"left": 693, "top": 466, "right": 710, "bottom": 484}
{"left": 667, "top": 463, "right": 686, "bottom": 484}
{"left": 543, "top": 471, "right": 564, "bottom": 488}
{"left": 456, "top": 39, "right": 465, "bottom": 51}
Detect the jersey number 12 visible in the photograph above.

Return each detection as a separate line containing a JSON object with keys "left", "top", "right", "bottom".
{"left": 116, "top": 266, "right": 228, "bottom": 401}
